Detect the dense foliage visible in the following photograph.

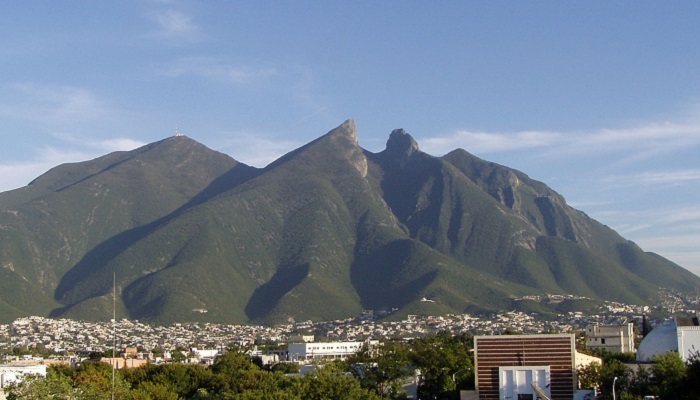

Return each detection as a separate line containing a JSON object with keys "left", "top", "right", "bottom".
{"left": 577, "top": 351, "right": 700, "bottom": 400}
{"left": 5, "top": 355, "right": 379, "bottom": 400}
{"left": 5, "top": 333, "right": 478, "bottom": 400}
{"left": 10, "top": 331, "right": 700, "bottom": 400}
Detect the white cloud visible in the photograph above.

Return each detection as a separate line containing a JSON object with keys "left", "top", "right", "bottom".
{"left": 600, "top": 206, "right": 700, "bottom": 230}
{"left": 420, "top": 129, "right": 563, "bottom": 155}
{"left": 150, "top": 9, "right": 205, "bottom": 42}
{"left": 50, "top": 132, "right": 146, "bottom": 153}
{"left": 92, "top": 138, "right": 146, "bottom": 152}
{"left": 0, "top": 162, "right": 57, "bottom": 192}
{"left": 604, "top": 169, "right": 700, "bottom": 187}
{"left": 160, "top": 57, "right": 277, "bottom": 84}
{"left": 0, "top": 147, "right": 89, "bottom": 192}
{"left": 0, "top": 140, "right": 145, "bottom": 193}
{"left": 420, "top": 113, "right": 700, "bottom": 161}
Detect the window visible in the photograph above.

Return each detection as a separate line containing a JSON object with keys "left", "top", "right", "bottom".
{"left": 518, "top": 395, "right": 534, "bottom": 400}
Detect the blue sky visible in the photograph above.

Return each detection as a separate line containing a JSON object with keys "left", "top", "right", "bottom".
{"left": 2, "top": 1, "right": 700, "bottom": 277}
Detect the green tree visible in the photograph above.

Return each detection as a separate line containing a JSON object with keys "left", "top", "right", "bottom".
{"left": 346, "top": 341, "right": 412, "bottom": 399}
{"left": 171, "top": 346, "right": 188, "bottom": 363}
{"left": 651, "top": 351, "right": 686, "bottom": 399}
{"left": 599, "top": 359, "right": 629, "bottom": 400}
{"left": 682, "top": 351, "right": 700, "bottom": 397}
{"left": 409, "top": 331, "right": 473, "bottom": 399}
{"left": 5, "top": 370, "right": 74, "bottom": 400}
{"left": 130, "top": 381, "right": 180, "bottom": 400}
{"left": 123, "top": 362, "right": 217, "bottom": 399}
{"left": 577, "top": 361, "right": 602, "bottom": 391}
{"left": 267, "top": 362, "right": 301, "bottom": 374}
{"left": 622, "top": 364, "right": 652, "bottom": 399}
{"left": 301, "top": 362, "right": 380, "bottom": 400}
{"left": 211, "top": 349, "right": 262, "bottom": 394}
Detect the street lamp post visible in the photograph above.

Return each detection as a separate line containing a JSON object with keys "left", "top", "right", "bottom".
{"left": 452, "top": 368, "right": 470, "bottom": 393}
{"left": 612, "top": 376, "right": 618, "bottom": 400}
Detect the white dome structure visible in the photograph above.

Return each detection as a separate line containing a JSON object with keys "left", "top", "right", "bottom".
{"left": 636, "top": 317, "right": 700, "bottom": 362}
{"left": 636, "top": 320, "right": 678, "bottom": 362}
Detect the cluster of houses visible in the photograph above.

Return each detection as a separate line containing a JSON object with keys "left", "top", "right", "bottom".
{"left": 2, "top": 313, "right": 700, "bottom": 400}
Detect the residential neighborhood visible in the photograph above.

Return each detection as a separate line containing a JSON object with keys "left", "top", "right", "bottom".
{"left": 0, "top": 299, "right": 654, "bottom": 361}
{"left": 1, "top": 290, "right": 697, "bottom": 399}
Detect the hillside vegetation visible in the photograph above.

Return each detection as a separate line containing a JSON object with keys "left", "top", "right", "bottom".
{"left": 0, "top": 120, "right": 697, "bottom": 324}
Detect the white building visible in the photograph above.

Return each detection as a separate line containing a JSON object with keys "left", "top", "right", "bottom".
{"left": 637, "top": 316, "right": 700, "bottom": 362}
{"left": 191, "top": 348, "right": 221, "bottom": 358}
{"left": 287, "top": 341, "right": 368, "bottom": 362}
{"left": 0, "top": 364, "right": 47, "bottom": 400}
{"left": 498, "top": 366, "right": 551, "bottom": 400}
{"left": 586, "top": 322, "right": 635, "bottom": 353}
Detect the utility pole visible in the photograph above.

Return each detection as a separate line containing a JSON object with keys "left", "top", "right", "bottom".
{"left": 112, "top": 272, "right": 116, "bottom": 400}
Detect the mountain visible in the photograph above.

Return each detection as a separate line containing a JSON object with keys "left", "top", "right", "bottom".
{"left": 0, "top": 121, "right": 697, "bottom": 325}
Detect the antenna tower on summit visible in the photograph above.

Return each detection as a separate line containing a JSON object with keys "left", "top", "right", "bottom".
{"left": 174, "top": 124, "right": 184, "bottom": 137}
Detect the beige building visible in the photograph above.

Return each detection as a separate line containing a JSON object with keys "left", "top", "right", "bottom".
{"left": 585, "top": 322, "right": 635, "bottom": 353}
{"left": 100, "top": 357, "right": 148, "bottom": 369}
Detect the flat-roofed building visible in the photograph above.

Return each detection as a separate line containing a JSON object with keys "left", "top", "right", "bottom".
{"left": 99, "top": 357, "right": 148, "bottom": 369}
{"left": 474, "top": 334, "right": 576, "bottom": 400}
{"left": 287, "top": 341, "right": 367, "bottom": 362}
{"left": 586, "top": 322, "right": 635, "bottom": 353}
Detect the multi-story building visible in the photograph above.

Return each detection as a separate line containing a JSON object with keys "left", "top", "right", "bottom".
{"left": 287, "top": 341, "right": 371, "bottom": 362}
{"left": 585, "top": 322, "right": 635, "bottom": 353}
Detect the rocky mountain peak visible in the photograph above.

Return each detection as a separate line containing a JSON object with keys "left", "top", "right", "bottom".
{"left": 326, "top": 119, "right": 358, "bottom": 144}
{"left": 383, "top": 129, "right": 420, "bottom": 164}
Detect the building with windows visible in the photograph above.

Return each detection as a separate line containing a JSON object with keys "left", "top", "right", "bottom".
{"left": 287, "top": 341, "right": 373, "bottom": 362}
{"left": 585, "top": 322, "right": 635, "bottom": 353}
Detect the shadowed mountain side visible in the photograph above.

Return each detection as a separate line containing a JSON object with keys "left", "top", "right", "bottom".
{"left": 535, "top": 236, "right": 657, "bottom": 304}
{"left": 53, "top": 121, "right": 373, "bottom": 323}
{"left": 245, "top": 263, "right": 310, "bottom": 321}
{"left": 0, "top": 136, "right": 246, "bottom": 321}
{"left": 615, "top": 242, "right": 700, "bottom": 293}
{"left": 443, "top": 148, "right": 700, "bottom": 294}
{"left": 372, "top": 145, "right": 537, "bottom": 279}
{"left": 1, "top": 121, "right": 699, "bottom": 325}
{"left": 52, "top": 162, "right": 259, "bottom": 311}
{"left": 351, "top": 239, "right": 442, "bottom": 310}
{"left": 121, "top": 257, "right": 255, "bottom": 324}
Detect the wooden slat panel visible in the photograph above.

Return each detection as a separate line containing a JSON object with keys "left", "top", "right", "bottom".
{"left": 474, "top": 335, "right": 576, "bottom": 400}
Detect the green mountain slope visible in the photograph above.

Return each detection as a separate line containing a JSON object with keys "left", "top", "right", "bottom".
{"left": 0, "top": 120, "right": 698, "bottom": 324}
{"left": 0, "top": 137, "right": 254, "bottom": 320}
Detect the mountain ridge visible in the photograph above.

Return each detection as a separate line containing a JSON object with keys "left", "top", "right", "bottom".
{"left": 0, "top": 120, "right": 697, "bottom": 325}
